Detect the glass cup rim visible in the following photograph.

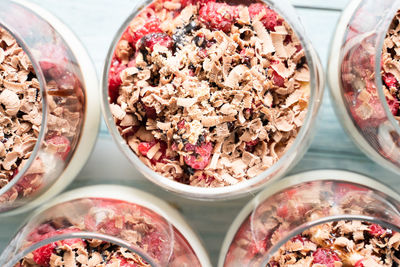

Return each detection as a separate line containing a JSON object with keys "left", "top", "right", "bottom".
{"left": 0, "top": 0, "right": 49, "bottom": 201}
{"left": 4, "top": 232, "right": 160, "bottom": 267}
{"left": 219, "top": 169, "right": 400, "bottom": 267}
{"left": 101, "top": 0, "right": 324, "bottom": 200}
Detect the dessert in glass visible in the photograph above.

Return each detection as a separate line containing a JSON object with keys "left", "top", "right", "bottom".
{"left": 219, "top": 170, "right": 400, "bottom": 266}
{"left": 0, "top": 0, "right": 100, "bottom": 216}
{"left": 102, "top": 0, "right": 324, "bottom": 200}
{"left": 328, "top": 0, "right": 400, "bottom": 174}
{"left": 0, "top": 185, "right": 211, "bottom": 267}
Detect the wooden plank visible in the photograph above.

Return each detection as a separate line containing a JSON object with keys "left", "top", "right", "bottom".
{"left": 1, "top": 1, "right": 398, "bottom": 267}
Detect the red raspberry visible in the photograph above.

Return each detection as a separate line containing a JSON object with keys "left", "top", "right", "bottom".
{"left": 131, "top": 17, "right": 163, "bottom": 47}
{"left": 184, "top": 142, "right": 213, "bottom": 170}
{"left": 108, "top": 59, "right": 127, "bottom": 103}
{"left": 140, "top": 33, "right": 173, "bottom": 52}
{"left": 383, "top": 73, "right": 398, "bottom": 88}
{"left": 33, "top": 243, "right": 56, "bottom": 267}
{"left": 368, "top": 224, "right": 387, "bottom": 237}
{"left": 199, "top": 2, "right": 238, "bottom": 32}
{"left": 46, "top": 135, "right": 71, "bottom": 160}
{"left": 312, "top": 248, "right": 341, "bottom": 267}
{"left": 248, "top": 3, "right": 279, "bottom": 31}
{"left": 272, "top": 71, "right": 285, "bottom": 87}
{"left": 355, "top": 259, "right": 364, "bottom": 267}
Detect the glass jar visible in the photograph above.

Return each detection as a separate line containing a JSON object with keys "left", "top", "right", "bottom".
{"left": 219, "top": 170, "right": 400, "bottom": 266}
{"left": 0, "top": 0, "right": 100, "bottom": 215}
{"left": 0, "top": 185, "right": 211, "bottom": 267}
{"left": 328, "top": 0, "right": 400, "bottom": 173}
{"left": 101, "top": 0, "right": 324, "bottom": 200}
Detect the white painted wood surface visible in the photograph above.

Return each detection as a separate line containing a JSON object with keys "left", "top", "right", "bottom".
{"left": 4, "top": 0, "right": 400, "bottom": 266}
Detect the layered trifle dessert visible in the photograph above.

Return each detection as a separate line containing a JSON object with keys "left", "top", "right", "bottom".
{"left": 223, "top": 176, "right": 400, "bottom": 267}
{"left": 0, "top": 27, "right": 81, "bottom": 206}
{"left": 13, "top": 197, "right": 202, "bottom": 267}
{"left": 108, "top": 0, "right": 310, "bottom": 187}
{"left": 342, "top": 10, "right": 400, "bottom": 129}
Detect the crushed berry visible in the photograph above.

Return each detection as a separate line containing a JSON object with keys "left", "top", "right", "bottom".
{"left": 141, "top": 232, "right": 164, "bottom": 260}
{"left": 177, "top": 120, "right": 186, "bottom": 129}
{"left": 131, "top": 17, "right": 163, "bottom": 47}
{"left": 143, "top": 105, "right": 157, "bottom": 119}
{"left": 46, "top": 135, "right": 71, "bottom": 161}
{"left": 32, "top": 243, "right": 56, "bottom": 267}
{"left": 138, "top": 142, "right": 154, "bottom": 156}
{"left": 312, "top": 248, "right": 341, "bottom": 267}
{"left": 138, "top": 140, "right": 167, "bottom": 164}
{"left": 198, "top": 173, "right": 215, "bottom": 184}
{"left": 247, "top": 239, "right": 267, "bottom": 257}
{"left": 55, "top": 71, "right": 77, "bottom": 92}
{"left": 122, "top": 28, "right": 135, "bottom": 47}
{"left": 108, "top": 60, "right": 126, "bottom": 103}
{"left": 199, "top": 2, "right": 238, "bottom": 33}
{"left": 272, "top": 71, "right": 285, "bottom": 87}
{"left": 248, "top": 3, "right": 279, "bottom": 31}
{"left": 386, "top": 97, "right": 399, "bottom": 116}
{"left": 276, "top": 204, "right": 288, "bottom": 218}
{"left": 31, "top": 228, "right": 85, "bottom": 266}
{"left": 38, "top": 44, "right": 68, "bottom": 80}
{"left": 245, "top": 138, "right": 259, "bottom": 152}
{"left": 184, "top": 142, "right": 213, "bottom": 170}
{"left": 198, "top": 48, "right": 208, "bottom": 58}
{"left": 140, "top": 33, "right": 173, "bottom": 52}
{"left": 383, "top": 72, "right": 398, "bottom": 88}
{"left": 368, "top": 224, "right": 388, "bottom": 237}
{"left": 355, "top": 259, "right": 364, "bottom": 267}
{"left": 291, "top": 235, "right": 309, "bottom": 244}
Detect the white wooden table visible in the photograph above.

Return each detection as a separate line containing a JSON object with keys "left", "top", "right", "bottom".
{"left": 2, "top": 0, "right": 400, "bottom": 265}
